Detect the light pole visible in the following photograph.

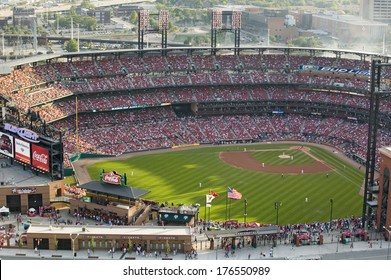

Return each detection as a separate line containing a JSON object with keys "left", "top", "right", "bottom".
{"left": 36, "top": 238, "right": 42, "bottom": 256}
{"left": 215, "top": 237, "right": 221, "bottom": 260}
{"left": 384, "top": 225, "right": 391, "bottom": 260}
{"left": 77, "top": 23, "right": 80, "bottom": 52}
{"left": 244, "top": 198, "right": 247, "bottom": 224}
{"left": 275, "top": 202, "right": 282, "bottom": 225}
{"left": 16, "top": 214, "right": 21, "bottom": 231}
{"left": 329, "top": 199, "right": 333, "bottom": 227}
{"left": 70, "top": 233, "right": 79, "bottom": 259}
{"left": 336, "top": 234, "right": 339, "bottom": 252}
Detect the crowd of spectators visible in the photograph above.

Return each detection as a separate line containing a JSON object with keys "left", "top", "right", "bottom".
{"left": 51, "top": 104, "right": 391, "bottom": 170}
{"left": 1, "top": 51, "right": 391, "bottom": 169}
{"left": 22, "top": 84, "right": 388, "bottom": 123}
{"left": 1, "top": 53, "right": 376, "bottom": 98}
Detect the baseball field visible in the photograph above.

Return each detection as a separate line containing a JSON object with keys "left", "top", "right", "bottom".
{"left": 86, "top": 143, "right": 365, "bottom": 225}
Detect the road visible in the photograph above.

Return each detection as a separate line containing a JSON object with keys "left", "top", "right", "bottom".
{"left": 0, "top": 0, "right": 156, "bottom": 17}
{"left": 321, "top": 248, "right": 390, "bottom": 260}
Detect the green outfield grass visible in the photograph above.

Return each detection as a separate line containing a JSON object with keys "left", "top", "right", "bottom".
{"left": 86, "top": 143, "right": 365, "bottom": 225}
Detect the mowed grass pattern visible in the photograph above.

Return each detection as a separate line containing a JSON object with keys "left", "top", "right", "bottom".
{"left": 87, "top": 144, "right": 364, "bottom": 225}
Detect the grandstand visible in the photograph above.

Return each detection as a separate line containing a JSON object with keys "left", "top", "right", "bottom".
{"left": 1, "top": 46, "right": 391, "bottom": 169}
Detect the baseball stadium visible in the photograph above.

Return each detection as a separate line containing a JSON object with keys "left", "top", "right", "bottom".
{"left": 0, "top": 10, "right": 391, "bottom": 255}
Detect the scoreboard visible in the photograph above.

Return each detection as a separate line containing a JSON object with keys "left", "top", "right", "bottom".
{"left": 0, "top": 123, "right": 63, "bottom": 180}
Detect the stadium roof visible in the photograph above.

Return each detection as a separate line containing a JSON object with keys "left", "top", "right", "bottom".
{"left": 79, "top": 180, "right": 149, "bottom": 200}
{"left": 205, "top": 226, "right": 280, "bottom": 239}
{"left": 1, "top": 53, "right": 62, "bottom": 74}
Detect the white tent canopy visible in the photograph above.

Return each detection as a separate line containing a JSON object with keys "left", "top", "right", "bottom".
{"left": 0, "top": 206, "right": 9, "bottom": 213}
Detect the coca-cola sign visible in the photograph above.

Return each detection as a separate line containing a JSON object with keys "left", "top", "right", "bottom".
{"left": 31, "top": 144, "right": 49, "bottom": 172}
{"left": 102, "top": 172, "right": 121, "bottom": 185}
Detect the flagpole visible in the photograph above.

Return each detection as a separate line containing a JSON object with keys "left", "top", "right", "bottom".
{"left": 225, "top": 190, "right": 228, "bottom": 222}
{"left": 228, "top": 198, "right": 231, "bottom": 221}
{"left": 204, "top": 195, "right": 207, "bottom": 226}
{"left": 75, "top": 95, "right": 79, "bottom": 154}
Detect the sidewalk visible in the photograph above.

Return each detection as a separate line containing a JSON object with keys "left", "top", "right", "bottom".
{"left": 0, "top": 210, "right": 386, "bottom": 260}
{"left": 0, "top": 237, "right": 383, "bottom": 260}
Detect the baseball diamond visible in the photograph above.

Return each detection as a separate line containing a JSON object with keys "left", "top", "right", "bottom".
{"left": 76, "top": 142, "right": 365, "bottom": 226}
{"left": 1, "top": 46, "right": 387, "bottom": 229}
{"left": 219, "top": 146, "right": 335, "bottom": 174}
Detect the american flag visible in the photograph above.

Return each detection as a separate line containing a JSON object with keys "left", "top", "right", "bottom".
{"left": 227, "top": 187, "right": 242, "bottom": 200}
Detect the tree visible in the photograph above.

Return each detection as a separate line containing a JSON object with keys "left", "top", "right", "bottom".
{"left": 289, "top": 36, "right": 322, "bottom": 48}
{"left": 80, "top": 0, "right": 94, "bottom": 9}
{"left": 65, "top": 39, "right": 78, "bottom": 52}
{"left": 130, "top": 10, "right": 138, "bottom": 25}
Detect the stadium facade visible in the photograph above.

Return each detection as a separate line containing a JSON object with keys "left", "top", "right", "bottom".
{"left": 1, "top": 45, "right": 391, "bottom": 233}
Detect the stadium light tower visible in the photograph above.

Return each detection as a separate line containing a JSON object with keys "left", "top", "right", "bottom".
{"left": 211, "top": 9, "right": 222, "bottom": 55}
{"left": 232, "top": 10, "right": 241, "bottom": 55}
{"left": 138, "top": 9, "right": 169, "bottom": 56}
{"left": 138, "top": 9, "right": 149, "bottom": 51}
{"left": 210, "top": 9, "right": 241, "bottom": 55}
{"left": 363, "top": 60, "right": 391, "bottom": 230}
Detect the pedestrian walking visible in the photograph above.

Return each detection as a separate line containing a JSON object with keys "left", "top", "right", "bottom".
{"left": 248, "top": 253, "right": 251, "bottom": 259}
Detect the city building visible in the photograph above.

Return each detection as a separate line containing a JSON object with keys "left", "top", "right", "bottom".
{"left": 0, "top": 155, "right": 64, "bottom": 212}
{"left": 12, "top": 7, "right": 35, "bottom": 28}
{"left": 94, "top": 8, "right": 111, "bottom": 25}
{"left": 25, "top": 224, "right": 193, "bottom": 253}
{"left": 268, "top": 16, "right": 299, "bottom": 43}
{"left": 361, "top": 0, "right": 391, "bottom": 24}
{"left": 376, "top": 146, "right": 391, "bottom": 231}
{"left": 312, "top": 13, "right": 388, "bottom": 45}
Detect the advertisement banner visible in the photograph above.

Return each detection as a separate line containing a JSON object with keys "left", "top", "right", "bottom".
{"left": 0, "top": 132, "right": 14, "bottom": 158}
{"left": 15, "top": 138, "right": 31, "bottom": 164}
{"left": 99, "top": 169, "right": 127, "bottom": 186}
{"left": 31, "top": 144, "right": 49, "bottom": 172}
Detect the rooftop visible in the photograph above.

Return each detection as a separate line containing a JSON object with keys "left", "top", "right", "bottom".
{"left": 379, "top": 146, "right": 391, "bottom": 158}
{"left": 26, "top": 224, "right": 192, "bottom": 236}
{"left": 313, "top": 13, "right": 388, "bottom": 26}
{"left": 0, "top": 156, "right": 51, "bottom": 187}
